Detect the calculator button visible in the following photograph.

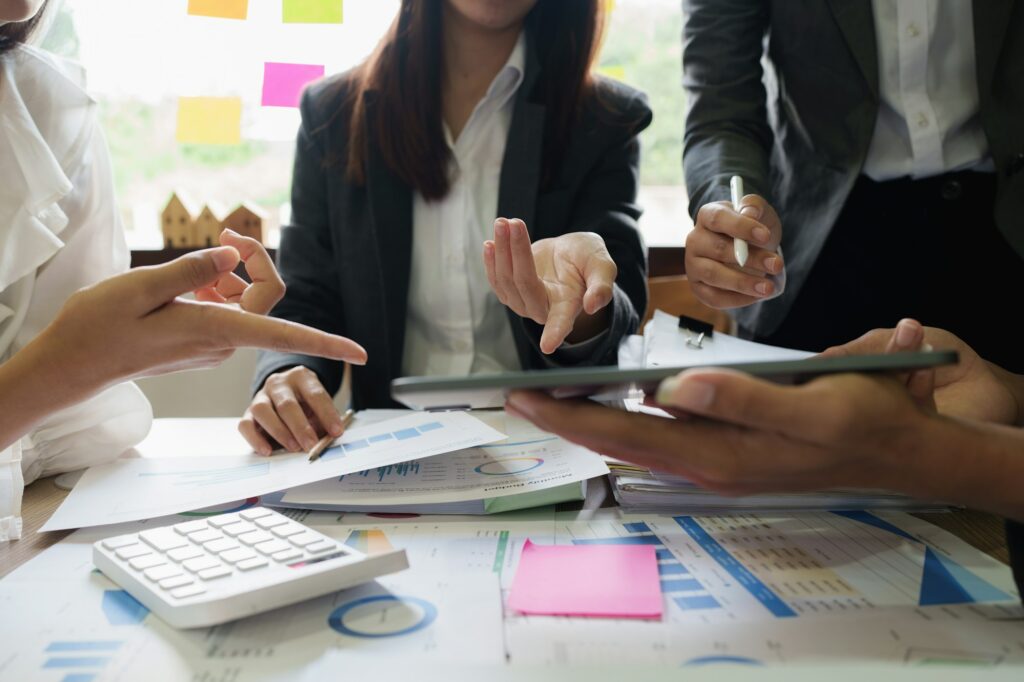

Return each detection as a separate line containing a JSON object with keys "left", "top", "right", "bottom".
{"left": 159, "top": 575, "right": 194, "bottom": 590}
{"left": 167, "top": 546, "right": 204, "bottom": 563}
{"left": 198, "top": 566, "right": 233, "bottom": 581}
{"left": 254, "top": 539, "right": 290, "bottom": 556}
{"left": 255, "top": 515, "right": 288, "bottom": 530}
{"left": 208, "top": 514, "right": 240, "bottom": 528}
{"left": 271, "top": 524, "right": 305, "bottom": 539}
{"left": 306, "top": 540, "right": 337, "bottom": 554}
{"left": 145, "top": 565, "right": 183, "bottom": 582}
{"left": 183, "top": 556, "right": 221, "bottom": 573}
{"left": 222, "top": 521, "right": 256, "bottom": 537}
{"left": 237, "top": 556, "right": 269, "bottom": 571}
{"left": 170, "top": 584, "right": 207, "bottom": 599}
{"left": 130, "top": 555, "right": 166, "bottom": 571}
{"left": 205, "top": 538, "right": 240, "bottom": 554}
{"left": 190, "top": 529, "right": 225, "bottom": 545}
{"left": 239, "top": 530, "right": 274, "bottom": 546}
{"left": 240, "top": 508, "right": 274, "bottom": 521}
{"left": 174, "top": 520, "right": 209, "bottom": 535}
{"left": 115, "top": 545, "right": 151, "bottom": 560}
{"left": 271, "top": 548, "right": 303, "bottom": 563}
{"left": 289, "top": 532, "right": 322, "bottom": 548}
{"left": 220, "top": 548, "right": 257, "bottom": 564}
{"left": 101, "top": 535, "right": 138, "bottom": 550}
{"left": 140, "top": 529, "right": 189, "bottom": 552}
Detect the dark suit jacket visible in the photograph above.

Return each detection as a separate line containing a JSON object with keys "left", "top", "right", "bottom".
{"left": 683, "top": 0, "right": 1024, "bottom": 337}
{"left": 254, "top": 41, "right": 652, "bottom": 409}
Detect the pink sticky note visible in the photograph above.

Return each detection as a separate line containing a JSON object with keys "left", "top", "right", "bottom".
{"left": 508, "top": 540, "right": 663, "bottom": 619}
{"left": 261, "top": 62, "right": 326, "bottom": 108}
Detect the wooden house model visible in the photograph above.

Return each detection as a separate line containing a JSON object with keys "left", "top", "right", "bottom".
{"left": 161, "top": 191, "right": 200, "bottom": 248}
{"left": 223, "top": 201, "right": 268, "bottom": 245}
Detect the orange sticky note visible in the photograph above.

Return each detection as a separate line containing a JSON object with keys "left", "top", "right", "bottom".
{"left": 188, "top": 0, "right": 248, "bottom": 19}
{"left": 176, "top": 97, "right": 242, "bottom": 145}
{"left": 282, "top": 0, "right": 343, "bottom": 24}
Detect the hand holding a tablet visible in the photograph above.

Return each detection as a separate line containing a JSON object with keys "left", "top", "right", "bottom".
{"left": 484, "top": 218, "right": 617, "bottom": 354}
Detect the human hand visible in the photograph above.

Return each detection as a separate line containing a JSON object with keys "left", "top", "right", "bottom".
{"left": 193, "top": 228, "right": 284, "bottom": 314}
{"left": 823, "top": 319, "right": 1020, "bottom": 425}
{"left": 685, "top": 194, "right": 783, "bottom": 309}
{"left": 505, "top": 366, "right": 927, "bottom": 496}
{"left": 484, "top": 218, "right": 616, "bottom": 353}
{"left": 38, "top": 246, "right": 367, "bottom": 401}
{"left": 240, "top": 366, "right": 343, "bottom": 455}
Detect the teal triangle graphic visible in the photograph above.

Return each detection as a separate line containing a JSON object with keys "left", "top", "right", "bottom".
{"left": 919, "top": 548, "right": 1011, "bottom": 605}
{"left": 831, "top": 510, "right": 916, "bottom": 542}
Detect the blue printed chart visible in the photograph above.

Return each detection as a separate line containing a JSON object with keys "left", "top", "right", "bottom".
{"left": 579, "top": 512, "right": 1022, "bottom": 624}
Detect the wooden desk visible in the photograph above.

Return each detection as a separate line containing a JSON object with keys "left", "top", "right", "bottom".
{"left": 1, "top": 475, "right": 1011, "bottom": 578}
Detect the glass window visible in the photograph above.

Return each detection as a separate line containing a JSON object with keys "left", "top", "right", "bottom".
{"left": 39, "top": 0, "right": 688, "bottom": 250}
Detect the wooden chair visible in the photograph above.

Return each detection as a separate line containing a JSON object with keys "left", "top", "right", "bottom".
{"left": 643, "top": 275, "right": 735, "bottom": 334}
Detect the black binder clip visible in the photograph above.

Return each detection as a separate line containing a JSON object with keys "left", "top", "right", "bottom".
{"left": 678, "top": 315, "right": 714, "bottom": 349}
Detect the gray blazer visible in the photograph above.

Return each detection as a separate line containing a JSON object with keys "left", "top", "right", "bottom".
{"left": 682, "top": 0, "right": 1024, "bottom": 336}
{"left": 254, "top": 45, "right": 651, "bottom": 409}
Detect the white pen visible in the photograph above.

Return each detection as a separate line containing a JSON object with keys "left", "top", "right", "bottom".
{"left": 730, "top": 175, "right": 748, "bottom": 267}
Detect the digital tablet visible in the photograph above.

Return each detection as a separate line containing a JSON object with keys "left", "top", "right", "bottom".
{"left": 390, "top": 350, "right": 959, "bottom": 411}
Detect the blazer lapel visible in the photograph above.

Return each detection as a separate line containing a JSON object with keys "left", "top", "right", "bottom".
{"left": 497, "top": 41, "right": 545, "bottom": 233}
{"left": 825, "top": 0, "right": 879, "bottom": 97}
{"left": 363, "top": 92, "right": 414, "bottom": 379}
{"left": 972, "top": 0, "right": 1015, "bottom": 99}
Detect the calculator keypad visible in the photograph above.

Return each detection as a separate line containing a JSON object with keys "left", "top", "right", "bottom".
{"left": 96, "top": 508, "right": 352, "bottom": 599}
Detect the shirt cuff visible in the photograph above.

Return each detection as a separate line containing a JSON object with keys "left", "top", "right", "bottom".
{"left": 551, "top": 329, "right": 611, "bottom": 364}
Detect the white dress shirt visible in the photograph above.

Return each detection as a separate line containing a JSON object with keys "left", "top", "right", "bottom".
{"left": 402, "top": 35, "right": 526, "bottom": 377}
{"left": 0, "top": 46, "right": 152, "bottom": 541}
{"left": 863, "top": 0, "right": 993, "bottom": 181}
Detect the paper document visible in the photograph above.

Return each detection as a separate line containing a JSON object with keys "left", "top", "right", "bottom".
{"left": 42, "top": 412, "right": 504, "bottom": 531}
{"left": 276, "top": 411, "right": 609, "bottom": 509}
{"left": 644, "top": 309, "right": 812, "bottom": 368}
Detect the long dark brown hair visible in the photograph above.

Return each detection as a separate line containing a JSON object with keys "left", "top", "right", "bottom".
{"left": 342, "top": 0, "right": 606, "bottom": 200}
{"left": 0, "top": 1, "right": 49, "bottom": 56}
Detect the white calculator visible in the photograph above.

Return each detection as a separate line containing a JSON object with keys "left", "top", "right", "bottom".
{"left": 93, "top": 507, "right": 409, "bottom": 629}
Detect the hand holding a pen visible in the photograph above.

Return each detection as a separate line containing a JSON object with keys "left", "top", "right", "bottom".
{"left": 685, "top": 178, "right": 784, "bottom": 310}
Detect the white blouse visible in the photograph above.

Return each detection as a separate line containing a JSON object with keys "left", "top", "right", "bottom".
{"left": 0, "top": 45, "right": 152, "bottom": 542}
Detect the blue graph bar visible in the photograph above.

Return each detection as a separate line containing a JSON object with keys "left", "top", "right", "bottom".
{"left": 343, "top": 440, "right": 369, "bottom": 452}
{"left": 43, "top": 658, "right": 110, "bottom": 669}
{"left": 368, "top": 434, "right": 394, "bottom": 443}
{"left": 46, "top": 642, "right": 121, "bottom": 653}
{"left": 394, "top": 428, "right": 420, "bottom": 440}
{"left": 661, "top": 578, "right": 703, "bottom": 592}
{"left": 417, "top": 422, "right": 444, "bottom": 433}
{"left": 572, "top": 535, "right": 662, "bottom": 546}
{"left": 658, "top": 563, "right": 688, "bottom": 576}
{"left": 61, "top": 675, "right": 97, "bottom": 682}
{"left": 655, "top": 549, "right": 676, "bottom": 562}
{"left": 624, "top": 522, "right": 652, "bottom": 534}
{"left": 675, "top": 595, "right": 721, "bottom": 610}
{"left": 674, "top": 516, "right": 797, "bottom": 618}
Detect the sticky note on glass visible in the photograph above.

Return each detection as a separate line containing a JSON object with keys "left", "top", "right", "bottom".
{"left": 188, "top": 0, "right": 248, "bottom": 20}
{"left": 176, "top": 97, "right": 242, "bottom": 145}
{"left": 282, "top": 0, "right": 343, "bottom": 24}
{"left": 508, "top": 540, "right": 663, "bottom": 619}
{"left": 262, "top": 62, "right": 325, "bottom": 108}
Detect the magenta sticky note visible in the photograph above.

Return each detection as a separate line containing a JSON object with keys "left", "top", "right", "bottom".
{"left": 507, "top": 540, "right": 663, "bottom": 619}
{"left": 261, "top": 62, "right": 325, "bottom": 108}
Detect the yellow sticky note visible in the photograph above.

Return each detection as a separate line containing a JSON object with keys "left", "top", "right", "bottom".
{"left": 597, "top": 65, "right": 626, "bottom": 81}
{"left": 176, "top": 97, "right": 242, "bottom": 145}
{"left": 188, "top": 0, "right": 249, "bottom": 20}
{"left": 282, "top": 0, "right": 343, "bottom": 24}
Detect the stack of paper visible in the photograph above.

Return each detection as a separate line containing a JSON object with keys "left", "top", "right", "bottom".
{"left": 265, "top": 411, "right": 608, "bottom": 515}
{"left": 607, "top": 460, "right": 947, "bottom": 514}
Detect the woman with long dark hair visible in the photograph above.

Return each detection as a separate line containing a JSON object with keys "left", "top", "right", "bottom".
{"left": 242, "top": 0, "right": 651, "bottom": 454}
